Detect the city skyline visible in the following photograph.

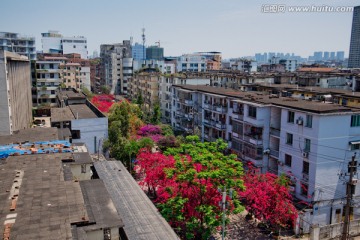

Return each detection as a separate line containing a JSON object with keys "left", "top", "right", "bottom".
{"left": 0, "top": 0, "right": 358, "bottom": 58}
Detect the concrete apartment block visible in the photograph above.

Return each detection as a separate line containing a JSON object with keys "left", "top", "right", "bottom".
{"left": 0, "top": 50, "right": 32, "bottom": 135}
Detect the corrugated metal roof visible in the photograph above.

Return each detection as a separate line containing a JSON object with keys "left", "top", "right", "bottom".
{"left": 95, "top": 161, "right": 179, "bottom": 240}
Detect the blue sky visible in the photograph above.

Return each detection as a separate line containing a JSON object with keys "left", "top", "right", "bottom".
{"left": 0, "top": 0, "right": 358, "bottom": 58}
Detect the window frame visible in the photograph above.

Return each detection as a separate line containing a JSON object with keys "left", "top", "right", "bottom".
{"left": 288, "top": 111, "right": 295, "bottom": 123}
{"left": 286, "top": 133, "right": 293, "bottom": 145}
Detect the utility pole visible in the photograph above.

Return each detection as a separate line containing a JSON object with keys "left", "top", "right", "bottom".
{"left": 341, "top": 153, "right": 357, "bottom": 240}
{"left": 220, "top": 187, "right": 233, "bottom": 240}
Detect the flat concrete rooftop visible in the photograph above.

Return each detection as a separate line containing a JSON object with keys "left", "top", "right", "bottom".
{"left": 174, "top": 85, "right": 360, "bottom": 114}
{"left": 69, "top": 104, "right": 97, "bottom": 119}
{"left": 0, "top": 128, "right": 59, "bottom": 145}
{"left": 0, "top": 153, "right": 123, "bottom": 239}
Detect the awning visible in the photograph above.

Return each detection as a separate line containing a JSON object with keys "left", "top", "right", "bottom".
{"left": 349, "top": 140, "right": 360, "bottom": 145}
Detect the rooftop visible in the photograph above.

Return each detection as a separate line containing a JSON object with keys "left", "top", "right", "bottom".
{"left": 0, "top": 153, "right": 124, "bottom": 239}
{"left": 0, "top": 128, "right": 59, "bottom": 145}
{"left": 51, "top": 107, "right": 75, "bottom": 122}
{"left": 95, "top": 161, "right": 179, "bottom": 240}
{"left": 69, "top": 104, "right": 98, "bottom": 119}
{"left": 174, "top": 85, "right": 359, "bottom": 114}
{"left": 59, "top": 90, "right": 86, "bottom": 100}
{"left": 0, "top": 153, "right": 88, "bottom": 239}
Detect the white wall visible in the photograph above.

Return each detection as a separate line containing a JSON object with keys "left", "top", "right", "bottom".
{"left": 42, "top": 37, "right": 62, "bottom": 53}
{"left": 71, "top": 117, "right": 108, "bottom": 154}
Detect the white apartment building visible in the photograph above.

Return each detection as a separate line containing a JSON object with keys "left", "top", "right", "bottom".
{"left": 0, "top": 51, "right": 32, "bottom": 135}
{"left": 0, "top": 32, "right": 36, "bottom": 60}
{"left": 177, "top": 54, "right": 207, "bottom": 72}
{"left": 80, "top": 66, "right": 91, "bottom": 91}
{"left": 34, "top": 57, "right": 65, "bottom": 107}
{"left": 41, "top": 31, "right": 88, "bottom": 59}
{"left": 230, "top": 59, "right": 258, "bottom": 72}
{"left": 171, "top": 84, "right": 360, "bottom": 234}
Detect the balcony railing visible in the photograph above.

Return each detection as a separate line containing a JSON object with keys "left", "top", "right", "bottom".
{"left": 214, "top": 122, "right": 226, "bottom": 130}
{"left": 184, "top": 100, "right": 193, "bottom": 106}
{"left": 270, "top": 127, "right": 280, "bottom": 137}
{"left": 213, "top": 105, "right": 227, "bottom": 113}
{"left": 176, "top": 111, "right": 185, "bottom": 117}
{"left": 243, "top": 134, "right": 263, "bottom": 145}
{"left": 232, "top": 112, "right": 244, "bottom": 121}
{"left": 270, "top": 149, "right": 279, "bottom": 158}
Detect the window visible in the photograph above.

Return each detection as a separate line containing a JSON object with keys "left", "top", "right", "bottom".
{"left": 81, "top": 164, "right": 86, "bottom": 173}
{"left": 232, "top": 139, "right": 242, "bottom": 152}
{"left": 71, "top": 130, "right": 80, "bottom": 139}
{"left": 304, "top": 138, "right": 311, "bottom": 152}
{"left": 248, "top": 106, "right": 257, "bottom": 118}
{"left": 288, "top": 111, "right": 295, "bottom": 123}
{"left": 306, "top": 115, "right": 312, "bottom": 128}
{"left": 286, "top": 133, "right": 293, "bottom": 145}
{"left": 351, "top": 115, "right": 360, "bottom": 127}
{"left": 285, "top": 154, "right": 292, "bottom": 167}
{"left": 50, "top": 73, "right": 54, "bottom": 78}
{"left": 303, "top": 161, "right": 309, "bottom": 174}
{"left": 351, "top": 143, "right": 360, "bottom": 150}
{"left": 73, "top": 45, "right": 76, "bottom": 48}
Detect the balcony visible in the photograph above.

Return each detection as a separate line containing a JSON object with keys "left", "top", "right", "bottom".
{"left": 270, "top": 127, "right": 280, "bottom": 138}
{"left": 268, "top": 167, "right": 278, "bottom": 175}
{"left": 213, "top": 122, "right": 226, "bottom": 130}
{"left": 184, "top": 99, "right": 193, "bottom": 106}
{"left": 176, "top": 111, "right": 185, "bottom": 117}
{"left": 213, "top": 105, "right": 227, "bottom": 113}
{"left": 232, "top": 111, "right": 244, "bottom": 121}
{"left": 184, "top": 113, "right": 193, "bottom": 119}
{"left": 269, "top": 149, "right": 279, "bottom": 158}
{"left": 203, "top": 102, "right": 211, "bottom": 110}
{"left": 243, "top": 134, "right": 263, "bottom": 145}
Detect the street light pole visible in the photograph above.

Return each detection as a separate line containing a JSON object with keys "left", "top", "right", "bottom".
{"left": 220, "top": 187, "right": 233, "bottom": 240}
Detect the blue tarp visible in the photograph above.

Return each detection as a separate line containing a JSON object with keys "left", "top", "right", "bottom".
{"left": 0, "top": 140, "right": 73, "bottom": 158}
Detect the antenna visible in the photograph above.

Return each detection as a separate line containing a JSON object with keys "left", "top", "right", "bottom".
{"left": 142, "top": 28, "right": 146, "bottom": 61}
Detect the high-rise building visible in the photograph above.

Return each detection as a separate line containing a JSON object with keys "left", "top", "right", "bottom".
{"left": 146, "top": 45, "right": 164, "bottom": 60}
{"left": 0, "top": 32, "right": 36, "bottom": 60}
{"left": 132, "top": 42, "right": 146, "bottom": 61}
{"left": 349, "top": 6, "right": 360, "bottom": 68}
{"left": 100, "top": 40, "right": 132, "bottom": 95}
{"left": 330, "top": 52, "right": 336, "bottom": 60}
{"left": 336, "top": 51, "right": 345, "bottom": 61}
{"left": 323, "top": 51, "right": 330, "bottom": 60}
{"left": 313, "top": 51, "right": 323, "bottom": 61}
{"left": 0, "top": 51, "right": 32, "bottom": 135}
{"left": 41, "top": 31, "right": 88, "bottom": 59}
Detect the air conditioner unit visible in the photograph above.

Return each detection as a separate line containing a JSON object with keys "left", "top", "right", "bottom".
{"left": 302, "top": 151, "right": 309, "bottom": 158}
{"left": 351, "top": 179, "right": 358, "bottom": 185}
{"left": 296, "top": 118, "right": 303, "bottom": 125}
{"left": 263, "top": 148, "right": 270, "bottom": 154}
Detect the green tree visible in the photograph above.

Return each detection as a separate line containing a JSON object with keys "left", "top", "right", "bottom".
{"left": 137, "top": 135, "right": 245, "bottom": 239}
{"left": 107, "top": 101, "right": 144, "bottom": 164}
{"left": 150, "top": 103, "right": 161, "bottom": 124}
{"left": 136, "top": 93, "right": 144, "bottom": 105}
{"left": 101, "top": 85, "right": 111, "bottom": 94}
